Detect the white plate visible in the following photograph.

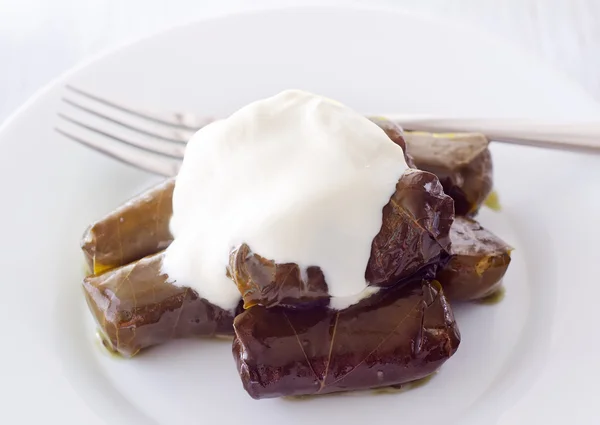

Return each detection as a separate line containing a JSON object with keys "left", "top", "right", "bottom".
{"left": 1, "top": 6, "right": 599, "bottom": 425}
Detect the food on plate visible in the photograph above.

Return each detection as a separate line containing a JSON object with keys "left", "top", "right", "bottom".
{"left": 228, "top": 242, "right": 329, "bottom": 309}
{"left": 81, "top": 178, "right": 175, "bottom": 274}
{"left": 229, "top": 169, "right": 454, "bottom": 309}
{"left": 80, "top": 89, "right": 512, "bottom": 399}
{"left": 160, "top": 89, "right": 438, "bottom": 312}
{"left": 83, "top": 251, "right": 236, "bottom": 357}
{"left": 435, "top": 216, "right": 512, "bottom": 301}
{"left": 403, "top": 131, "right": 493, "bottom": 216}
{"left": 483, "top": 190, "right": 502, "bottom": 211}
{"left": 367, "top": 117, "right": 416, "bottom": 168}
{"left": 232, "top": 280, "right": 460, "bottom": 399}
{"left": 79, "top": 131, "right": 492, "bottom": 274}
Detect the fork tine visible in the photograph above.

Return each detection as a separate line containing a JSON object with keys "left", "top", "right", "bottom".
{"left": 57, "top": 112, "right": 186, "bottom": 159}
{"left": 55, "top": 126, "right": 181, "bottom": 177}
{"left": 65, "top": 85, "right": 215, "bottom": 130}
{"left": 62, "top": 96, "right": 196, "bottom": 144}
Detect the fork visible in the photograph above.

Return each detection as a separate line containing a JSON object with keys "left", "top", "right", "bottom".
{"left": 56, "top": 85, "right": 600, "bottom": 176}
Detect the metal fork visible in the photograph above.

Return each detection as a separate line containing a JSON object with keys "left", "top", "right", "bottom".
{"left": 56, "top": 85, "right": 600, "bottom": 176}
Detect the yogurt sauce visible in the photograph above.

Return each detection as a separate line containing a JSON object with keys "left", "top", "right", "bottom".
{"left": 162, "top": 90, "right": 409, "bottom": 311}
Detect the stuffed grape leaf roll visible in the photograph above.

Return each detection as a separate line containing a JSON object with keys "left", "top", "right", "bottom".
{"left": 403, "top": 131, "right": 493, "bottom": 216}
{"left": 83, "top": 251, "right": 236, "bottom": 357}
{"left": 228, "top": 169, "right": 454, "bottom": 309}
{"left": 80, "top": 129, "right": 491, "bottom": 277}
{"left": 436, "top": 216, "right": 512, "bottom": 301}
{"left": 81, "top": 178, "right": 175, "bottom": 274}
{"left": 232, "top": 280, "right": 460, "bottom": 399}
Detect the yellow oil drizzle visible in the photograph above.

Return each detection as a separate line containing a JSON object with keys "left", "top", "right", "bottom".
{"left": 284, "top": 373, "right": 436, "bottom": 401}
{"left": 477, "top": 286, "right": 506, "bottom": 305}
{"left": 405, "top": 130, "right": 463, "bottom": 138}
{"left": 483, "top": 190, "right": 502, "bottom": 211}
{"left": 432, "top": 132, "right": 460, "bottom": 138}
{"left": 93, "top": 261, "right": 114, "bottom": 276}
{"left": 94, "top": 329, "right": 122, "bottom": 359}
{"left": 475, "top": 256, "right": 492, "bottom": 276}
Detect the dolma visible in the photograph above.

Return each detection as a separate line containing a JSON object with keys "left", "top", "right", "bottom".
{"left": 80, "top": 129, "right": 491, "bottom": 276}
{"left": 369, "top": 117, "right": 416, "bottom": 168}
{"left": 81, "top": 178, "right": 175, "bottom": 274}
{"left": 228, "top": 243, "right": 329, "bottom": 309}
{"left": 79, "top": 118, "right": 409, "bottom": 274}
{"left": 228, "top": 169, "right": 454, "bottom": 309}
{"left": 83, "top": 251, "right": 235, "bottom": 357}
{"left": 436, "top": 217, "right": 512, "bottom": 301}
{"left": 403, "top": 131, "right": 493, "bottom": 216}
{"left": 233, "top": 280, "right": 460, "bottom": 399}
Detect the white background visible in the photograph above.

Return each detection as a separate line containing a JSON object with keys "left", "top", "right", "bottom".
{"left": 2, "top": 0, "right": 600, "bottom": 123}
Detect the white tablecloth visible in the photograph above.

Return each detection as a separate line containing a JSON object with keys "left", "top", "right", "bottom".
{"left": 2, "top": 0, "right": 599, "bottom": 122}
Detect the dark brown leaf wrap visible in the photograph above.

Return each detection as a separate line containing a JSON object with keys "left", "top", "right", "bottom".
{"left": 232, "top": 280, "right": 460, "bottom": 399}
{"left": 229, "top": 243, "right": 329, "bottom": 309}
{"left": 80, "top": 128, "right": 486, "bottom": 277}
{"left": 80, "top": 129, "right": 491, "bottom": 276}
{"left": 365, "top": 169, "right": 454, "bottom": 285}
{"left": 369, "top": 117, "right": 416, "bottom": 167}
{"left": 436, "top": 217, "right": 512, "bottom": 301}
{"left": 229, "top": 169, "right": 454, "bottom": 309}
{"left": 83, "top": 251, "right": 236, "bottom": 357}
{"left": 404, "top": 131, "right": 493, "bottom": 216}
{"left": 81, "top": 178, "right": 175, "bottom": 274}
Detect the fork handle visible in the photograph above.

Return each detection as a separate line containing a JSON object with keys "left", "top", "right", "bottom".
{"left": 381, "top": 116, "right": 600, "bottom": 154}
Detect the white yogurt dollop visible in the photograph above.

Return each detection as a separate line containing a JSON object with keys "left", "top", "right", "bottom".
{"left": 162, "top": 90, "right": 408, "bottom": 311}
